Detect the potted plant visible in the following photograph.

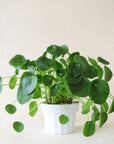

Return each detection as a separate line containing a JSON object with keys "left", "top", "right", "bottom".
{"left": 0, "top": 45, "right": 114, "bottom": 137}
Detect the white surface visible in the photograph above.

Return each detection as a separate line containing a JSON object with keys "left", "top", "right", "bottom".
{"left": 41, "top": 103, "right": 79, "bottom": 134}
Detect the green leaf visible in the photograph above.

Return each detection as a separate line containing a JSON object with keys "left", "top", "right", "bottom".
{"left": 92, "top": 105, "right": 99, "bottom": 113}
{"left": 15, "top": 69, "right": 19, "bottom": 75}
{"left": 91, "top": 113, "right": 100, "bottom": 122}
{"left": 36, "top": 56, "right": 54, "bottom": 71}
{"left": 42, "top": 75, "right": 53, "bottom": 86}
{"left": 99, "top": 112, "right": 108, "bottom": 128}
{"left": 42, "top": 51, "right": 47, "bottom": 57}
{"left": 96, "top": 65, "right": 103, "bottom": 79}
{"left": 13, "top": 121, "right": 24, "bottom": 133}
{"left": 59, "top": 114, "right": 69, "bottom": 125}
{"left": 56, "top": 68, "right": 65, "bottom": 77}
{"left": 104, "top": 66, "right": 113, "bottom": 82}
{"left": 60, "top": 59, "right": 67, "bottom": 67}
{"left": 52, "top": 60, "right": 63, "bottom": 71}
{"left": 86, "top": 65, "right": 97, "bottom": 79}
{"left": 29, "top": 101, "right": 38, "bottom": 117}
{"left": 89, "top": 79, "right": 109, "bottom": 104}
{"left": 32, "top": 83, "right": 41, "bottom": 99}
{"left": 9, "top": 55, "right": 27, "bottom": 67}
{"left": 20, "top": 72, "right": 37, "bottom": 94}
{"left": 83, "top": 121, "right": 96, "bottom": 137}
{"left": 17, "top": 87, "right": 35, "bottom": 104}
{"left": 108, "top": 98, "right": 114, "bottom": 114}
{"left": 81, "top": 108, "right": 90, "bottom": 114}
{"left": 97, "top": 57, "right": 110, "bottom": 65}
{"left": 50, "top": 84, "right": 59, "bottom": 96}
{"left": 0, "top": 76, "right": 2, "bottom": 93}
{"left": 5, "top": 104, "right": 17, "bottom": 114}
{"left": 100, "top": 102, "right": 109, "bottom": 113}
{"left": 68, "top": 52, "right": 80, "bottom": 61}
{"left": 9, "top": 75, "right": 17, "bottom": 89}
{"left": 69, "top": 78, "right": 90, "bottom": 97}
{"left": 88, "top": 57, "right": 98, "bottom": 67}
{"left": 37, "top": 75, "right": 42, "bottom": 84}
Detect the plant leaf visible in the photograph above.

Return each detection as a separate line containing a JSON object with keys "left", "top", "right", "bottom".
{"left": 13, "top": 121, "right": 24, "bottom": 133}
{"left": 59, "top": 114, "right": 69, "bottom": 125}
{"left": 52, "top": 60, "right": 63, "bottom": 71}
{"left": 50, "top": 84, "right": 59, "bottom": 96}
{"left": 104, "top": 66, "right": 113, "bottom": 82}
{"left": 32, "top": 83, "right": 41, "bottom": 99}
{"left": 91, "top": 113, "right": 100, "bottom": 122}
{"left": 36, "top": 56, "right": 54, "bottom": 71}
{"left": 5, "top": 104, "right": 17, "bottom": 114}
{"left": 60, "top": 58, "right": 67, "bottom": 67}
{"left": 96, "top": 65, "right": 103, "bottom": 79}
{"left": 100, "top": 102, "right": 109, "bottom": 113}
{"left": 83, "top": 121, "right": 96, "bottom": 137}
{"left": 92, "top": 105, "right": 99, "bottom": 113}
{"left": 0, "top": 76, "right": 2, "bottom": 93}
{"left": 89, "top": 79, "right": 109, "bottom": 104}
{"left": 17, "top": 87, "right": 35, "bottom": 104}
{"left": 108, "top": 98, "right": 114, "bottom": 114}
{"left": 9, "top": 75, "right": 17, "bottom": 89}
{"left": 56, "top": 68, "right": 65, "bottom": 77}
{"left": 20, "top": 72, "right": 37, "bottom": 94}
{"left": 42, "top": 75, "right": 53, "bottom": 86}
{"left": 9, "top": 55, "right": 27, "bottom": 67}
{"left": 29, "top": 101, "right": 38, "bottom": 117}
{"left": 99, "top": 112, "right": 108, "bottom": 128}
{"left": 97, "top": 57, "right": 110, "bottom": 65}
{"left": 88, "top": 57, "right": 98, "bottom": 66}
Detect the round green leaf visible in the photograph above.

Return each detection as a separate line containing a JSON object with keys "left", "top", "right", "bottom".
{"left": 83, "top": 121, "right": 96, "bottom": 137}
{"left": 89, "top": 79, "right": 109, "bottom": 104}
{"left": 104, "top": 66, "right": 113, "bottom": 82}
{"left": 5, "top": 104, "right": 17, "bottom": 114}
{"left": 36, "top": 56, "right": 54, "bottom": 71}
{"left": 97, "top": 57, "right": 110, "bottom": 65}
{"left": 9, "top": 75, "right": 17, "bottom": 89}
{"left": 99, "top": 112, "right": 108, "bottom": 128}
{"left": 42, "top": 75, "right": 53, "bottom": 86}
{"left": 32, "top": 83, "right": 41, "bottom": 99}
{"left": 13, "top": 121, "right": 24, "bottom": 133}
{"left": 59, "top": 114, "right": 69, "bottom": 125}
{"left": 50, "top": 84, "right": 59, "bottom": 96}
{"left": 29, "top": 101, "right": 38, "bottom": 117}
{"left": 17, "top": 87, "right": 35, "bottom": 104}
{"left": 20, "top": 72, "right": 37, "bottom": 94}
{"left": 86, "top": 65, "right": 97, "bottom": 79}
{"left": 56, "top": 68, "right": 65, "bottom": 77}
{"left": 9, "top": 55, "right": 27, "bottom": 67}
{"left": 0, "top": 76, "right": 2, "bottom": 93}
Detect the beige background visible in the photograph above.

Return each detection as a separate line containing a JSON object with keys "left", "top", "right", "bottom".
{"left": 0, "top": 0, "right": 114, "bottom": 144}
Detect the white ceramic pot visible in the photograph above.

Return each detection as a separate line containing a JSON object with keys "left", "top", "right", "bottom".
{"left": 41, "top": 102, "right": 79, "bottom": 135}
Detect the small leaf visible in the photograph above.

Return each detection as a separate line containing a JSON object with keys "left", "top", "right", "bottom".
{"left": 20, "top": 72, "right": 37, "bottom": 94}
{"left": 32, "top": 83, "right": 41, "bottom": 99}
{"left": 50, "top": 84, "right": 59, "bottom": 96}
{"left": 29, "top": 101, "right": 38, "bottom": 117}
{"left": 99, "top": 112, "right": 108, "bottom": 128}
{"left": 83, "top": 121, "right": 96, "bottom": 137}
{"left": 88, "top": 57, "right": 98, "bottom": 67}
{"left": 5, "top": 104, "right": 17, "bottom": 114}
{"left": 9, "top": 75, "right": 17, "bottom": 89}
{"left": 52, "top": 60, "right": 63, "bottom": 71}
{"left": 89, "top": 79, "right": 109, "bottom": 104}
{"left": 100, "top": 102, "right": 109, "bottom": 113}
{"left": 60, "top": 59, "right": 67, "bottom": 67}
{"left": 91, "top": 113, "right": 100, "bottom": 121}
{"left": 0, "top": 76, "right": 2, "bottom": 93}
{"left": 9, "top": 55, "right": 27, "bottom": 67}
{"left": 17, "top": 87, "right": 35, "bottom": 104}
{"left": 92, "top": 105, "right": 99, "bottom": 113}
{"left": 104, "top": 66, "right": 113, "bottom": 82}
{"left": 108, "top": 98, "right": 114, "bottom": 114}
{"left": 96, "top": 65, "right": 103, "bottom": 79}
{"left": 81, "top": 108, "right": 90, "bottom": 114}
{"left": 13, "top": 121, "right": 24, "bottom": 133}
{"left": 56, "top": 68, "right": 65, "bottom": 77}
{"left": 42, "top": 75, "right": 53, "bottom": 86}
{"left": 36, "top": 56, "right": 54, "bottom": 71}
{"left": 59, "top": 114, "right": 69, "bottom": 125}
{"left": 97, "top": 57, "right": 110, "bottom": 65}
{"left": 15, "top": 69, "right": 19, "bottom": 75}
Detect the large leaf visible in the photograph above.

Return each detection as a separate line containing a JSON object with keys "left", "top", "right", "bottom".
{"left": 17, "top": 87, "right": 35, "bottom": 104}
{"left": 69, "top": 78, "right": 90, "bottom": 97}
{"left": 97, "top": 57, "right": 110, "bottom": 65}
{"left": 59, "top": 114, "right": 69, "bottom": 125}
{"left": 42, "top": 75, "right": 53, "bottom": 86}
{"left": 47, "top": 45, "right": 69, "bottom": 58}
{"left": 9, "top": 75, "right": 17, "bottom": 89}
{"left": 29, "top": 101, "right": 38, "bottom": 117}
{"left": 83, "top": 121, "right": 96, "bottom": 137}
{"left": 108, "top": 98, "right": 114, "bottom": 114}
{"left": 20, "top": 72, "right": 37, "bottom": 94}
{"left": 0, "top": 76, "right": 2, "bottom": 93}
{"left": 50, "top": 84, "right": 59, "bottom": 96}
{"left": 36, "top": 56, "right": 54, "bottom": 71}
{"left": 9, "top": 55, "right": 27, "bottom": 67}
{"left": 99, "top": 112, "right": 108, "bottom": 128}
{"left": 104, "top": 66, "right": 113, "bottom": 82}
{"left": 13, "top": 121, "right": 24, "bottom": 133}
{"left": 89, "top": 79, "right": 109, "bottom": 104}
{"left": 5, "top": 104, "right": 17, "bottom": 114}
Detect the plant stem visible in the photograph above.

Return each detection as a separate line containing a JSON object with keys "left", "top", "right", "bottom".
{"left": 110, "top": 93, "right": 114, "bottom": 99}
{"left": 12, "top": 99, "right": 17, "bottom": 104}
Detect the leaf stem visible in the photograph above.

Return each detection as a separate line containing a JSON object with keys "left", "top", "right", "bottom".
{"left": 12, "top": 99, "right": 17, "bottom": 104}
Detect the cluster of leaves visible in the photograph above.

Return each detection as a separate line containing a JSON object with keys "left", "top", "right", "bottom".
{"left": 0, "top": 44, "right": 114, "bottom": 136}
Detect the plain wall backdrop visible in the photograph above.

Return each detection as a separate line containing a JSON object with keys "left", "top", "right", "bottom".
{"left": 0, "top": 0, "right": 114, "bottom": 143}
